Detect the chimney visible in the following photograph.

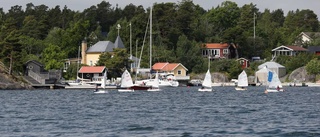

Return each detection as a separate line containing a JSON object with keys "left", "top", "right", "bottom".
{"left": 81, "top": 40, "right": 87, "bottom": 65}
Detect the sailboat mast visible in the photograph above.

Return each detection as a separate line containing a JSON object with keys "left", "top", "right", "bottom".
{"left": 208, "top": 56, "right": 210, "bottom": 70}
{"left": 149, "top": 6, "right": 152, "bottom": 78}
{"left": 77, "top": 46, "right": 80, "bottom": 80}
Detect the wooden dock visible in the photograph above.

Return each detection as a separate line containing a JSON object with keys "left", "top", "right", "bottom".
{"left": 31, "top": 84, "right": 66, "bottom": 89}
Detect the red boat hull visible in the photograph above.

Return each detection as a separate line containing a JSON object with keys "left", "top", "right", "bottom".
{"left": 130, "top": 85, "right": 151, "bottom": 90}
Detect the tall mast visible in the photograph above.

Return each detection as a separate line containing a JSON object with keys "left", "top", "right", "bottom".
{"left": 77, "top": 46, "right": 80, "bottom": 80}
{"left": 129, "top": 22, "right": 132, "bottom": 72}
{"left": 253, "top": 12, "right": 256, "bottom": 56}
{"left": 149, "top": 6, "right": 152, "bottom": 78}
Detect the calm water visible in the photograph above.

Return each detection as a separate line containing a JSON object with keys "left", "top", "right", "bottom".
{"left": 0, "top": 86, "right": 319, "bottom": 137}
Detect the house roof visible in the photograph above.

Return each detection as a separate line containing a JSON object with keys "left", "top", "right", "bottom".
{"left": 286, "top": 46, "right": 308, "bottom": 51}
{"left": 258, "top": 61, "right": 285, "bottom": 69}
{"left": 152, "top": 62, "right": 169, "bottom": 70}
{"left": 308, "top": 46, "right": 320, "bottom": 52}
{"left": 205, "top": 43, "right": 229, "bottom": 49}
{"left": 86, "top": 41, "right": 115, "bottom": 53}
{"left": 272, "top": 45, "right": 307, "bottom": 51}
{"left": 25, "top": 60, "right": 43, "bottom": 67}
{"left": 152, "top": 62, "right": 188, "bottom": 71}
{"left": 301, "top": 32, "right": 320, "bottom": 39}
{"left": 114, "top": 36, "right": 125, "bottom": 49}
{"left": 130, "top": 55, "right": 139, "bottom": 62}
{"left": 65, "top": 58, "right": 81, "bottom": 62}
{"left": 78, "top": 66, "right": 105, "bottom": 73}
{"left": 163, "top": 63, "right": 179, "bottom": 71}
{"left": 236, "top": 58, "right": 248, "bottom": 61}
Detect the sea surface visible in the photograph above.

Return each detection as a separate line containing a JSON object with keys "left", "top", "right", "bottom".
{"left": 0, "top": 86, "right": 319, "bottom": 137}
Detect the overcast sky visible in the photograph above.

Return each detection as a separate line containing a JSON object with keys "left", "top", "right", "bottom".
{"left": 1, "top": 0, "right": 320, "bottom": 18}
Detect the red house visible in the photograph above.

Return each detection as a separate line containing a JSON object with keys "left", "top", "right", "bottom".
{"left": 78, "top": 66, "right": 106, "bottom": 81}
{"left": 202, "top": 43, "right": 238, "bottom": 59}
{"left": 237, "top": 58, "right": 249, "bottom": 69}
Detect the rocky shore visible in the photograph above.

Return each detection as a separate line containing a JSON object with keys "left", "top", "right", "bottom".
{"left": 0, "top": 72, "right": 33, "bottom": 90}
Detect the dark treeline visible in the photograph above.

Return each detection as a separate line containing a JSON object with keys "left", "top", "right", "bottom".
{"left": 0, "top": 0, "right": 319, "bottom": 79}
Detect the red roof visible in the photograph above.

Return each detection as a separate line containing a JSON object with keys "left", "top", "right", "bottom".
{"left": 78, "top": 66, "right": 105, "bottom": 73}
{"left": 205, "top": 43, "right": 229, "bottom": 49}
{"left": 286, "top": 46, "right": 307, "bottom": 51}
{"left": 152, "top": 62, "right": 188, "bottom": 71}
{"left": 162, "top": 63, "right": 179, "bottom": 71}
{"left": 152, "top": 62, "right": 169, "bottom": 70}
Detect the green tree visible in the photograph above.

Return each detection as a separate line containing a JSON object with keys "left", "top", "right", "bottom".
{"left": 176, "top": 35, "right": 202, "bottom": 73}
{"left": 207, "top": 1, "right": 240, "bottom": 35}
{"left": 305, "top": 58, "right": 320, "bottom": 82}
{"left": 64, "top": 63, "right": 80, "bottom": 80}
{"left": 228, "top": 60, "right": 243, "bottom": 79}
{"left": 0, "top": 17, "right": 23, "bottom": 74}
{"left": 41, "top": 44, "right": 67, "bottom": 70}
{"left": 276, "top": 53, "right": 315, "bottom": 73}
{"left": 96, "top": 48, "right": 131, "bottom": 78}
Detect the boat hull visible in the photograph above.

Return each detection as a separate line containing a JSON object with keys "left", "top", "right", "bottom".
{"left": 147, "top": 88, "right": 161, "bottom": 92}
{"left": 94, "top": 89, "right": 108, "bottom": 94}
{"left": 130, "top": 85, "right": 151, "bottom": 90}
{"left": 118, "top": 89, "right": 134, "bottom": 92}
{"left": 198, "top": 88, "right": 213, "bottom": 92}
{"left": 265, "top": 89, "right": 284, "bottom": 93}
{"left": 235, "top": 87, "right": 247, "bottom": 91}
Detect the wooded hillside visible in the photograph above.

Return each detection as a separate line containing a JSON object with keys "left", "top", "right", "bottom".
{"left": 1, "top": 0, "right": 320, "bottom": 80}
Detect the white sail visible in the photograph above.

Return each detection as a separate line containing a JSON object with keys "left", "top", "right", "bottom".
{"left": 147, "top": 72, "right": 161, "bottom": 91}
{"left": 101, "top": 71, "right": 106, "bottom": 89}
{"left": 153, "top": 72, "right": 159, "bottom": 88}
{"left": 202, "top": 69, "right": 212, "bottom": 88}
{"left": 94, "top": 70, "right": 108, "bottom": 93}
{"left": 237, "top": 70, "right": 248, "bottom": 87}
{"left": 268, "top": 71, "right": 282, "bottom": 88}
{"left": 120, "top": 70, "right": 134, "bottom": 88}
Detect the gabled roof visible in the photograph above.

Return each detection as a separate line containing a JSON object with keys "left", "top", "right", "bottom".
{"left": 130, "top": 55, "right": 139, "bottom": 62}
{"left": 78, "top": 66, "right": 105, "bottom": 73}
{"left": 86, "top": 41, "right": 115, "bottom": 53}
{"left": 272, "top": 45, "right": 307, "bottom": 51}
{"left": 205, "top": 43, "right": 229, "bottom": 49}
{"left": 300, "top": 32, "right": 320, "bottom": 40}
{"left": 152, "top": 62, "right": 169, "bottom": 70}
{"left": 25, "top": 60, "right": 44, "bottom": 67}
{"left": 163, "top": 63, "right": 180, "bottom": 71}
{"left": 286, "top": 46, "right": 308, "bottom": 51}
{"left": 152, "top": 62, "right": 188, "bottom": 71}
{"left": 114, "top": 36, "right": 125, "bottom": 49}
{"left": 236, "top": 58, "right": 248, "bottom": 61}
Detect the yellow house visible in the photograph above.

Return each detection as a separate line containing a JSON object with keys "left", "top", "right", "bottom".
{"left": 81, "top": 36, "right": 125, "bottom": 66}
{"left": 152, "top": 62, "right": 190, "bottom": 80}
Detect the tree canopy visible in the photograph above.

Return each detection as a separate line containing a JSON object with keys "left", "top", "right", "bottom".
{"left": 0, "top": 1, "right": 319, "bottom": 79}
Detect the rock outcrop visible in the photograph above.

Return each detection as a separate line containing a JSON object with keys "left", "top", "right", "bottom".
{"left": 192, "top": 72, "right": 229, "bottom": 83}
{"left": 288, "top": 67, "right": 314, "bottom": 82}
{"left": 0, "top": 71, "right": 33, "bottom": 90}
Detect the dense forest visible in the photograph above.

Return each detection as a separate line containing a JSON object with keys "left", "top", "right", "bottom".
{"left": 1, "top": 0, "right": 320, "bottom": 80}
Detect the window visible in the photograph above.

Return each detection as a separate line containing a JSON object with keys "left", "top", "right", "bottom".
{"left": 90, "top": 60, "right": 93, "bottom": 66}
{"left": 178, "top": 70, "right": 181, "bottom": 75}
{"left": 223, "top": 49, "right": 228, "bottom": 54}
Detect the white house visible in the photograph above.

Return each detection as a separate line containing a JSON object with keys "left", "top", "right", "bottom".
{"left": 272, "top": 45, "right": 307, "bottom": 57}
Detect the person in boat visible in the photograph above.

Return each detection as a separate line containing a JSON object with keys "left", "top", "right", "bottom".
{"left": 276, "top": 86, "right": 280, "bottom": 91}
{"left": 201, "top": 86, "right": 204, "bottom": 89}
{"left": 94, "top": 85, "right": 98, "bottom": 92}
